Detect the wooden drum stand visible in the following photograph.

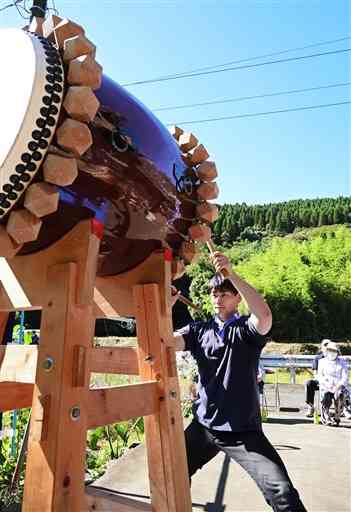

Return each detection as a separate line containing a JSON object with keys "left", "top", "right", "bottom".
{"left": 0, "top": 219, "right": 192, "bottom": 511}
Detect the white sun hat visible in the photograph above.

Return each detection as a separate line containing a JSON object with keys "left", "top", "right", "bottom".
{"left": 326, "top": 341, "right": 339, "bottom": 352}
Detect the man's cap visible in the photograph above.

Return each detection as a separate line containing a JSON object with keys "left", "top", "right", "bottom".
{"left": 321, "top": 339, "right": 331, "bottom": 347}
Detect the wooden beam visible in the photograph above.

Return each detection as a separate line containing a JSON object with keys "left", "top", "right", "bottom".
{"left": 0, "top": 220, "right": 100, "bottom": 311}
{"left": 0, "top": 382, "right": 33, "bottom": 412}
{"left": 87, "top": 381, "right": 159, "bottom": 430}
{"left": 0, "top": 345, "right": 37, "bottom": 383}
{"left": 94, "top": 250, "right": 169, "bottom": 319}
{"left": 90, "top": 346, "right": 139, "bottom": 375}
{"left": 134, "top": 283, "right": 192, "bottom": 511}
{"left": 0, "top": 312, "right": 9, "bottom": 341}
{"left": 23, "top": 262, "right": 96, "bottom": 511}
{"left": 86, "top": 487, "right": 152, "bottom": 511}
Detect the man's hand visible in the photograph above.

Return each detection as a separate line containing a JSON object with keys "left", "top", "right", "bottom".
{"left": 170, "top": 285, "right": 181, "bottom": 307}
{"left": 212, "top": 251, "right": 232, "bottom": 275}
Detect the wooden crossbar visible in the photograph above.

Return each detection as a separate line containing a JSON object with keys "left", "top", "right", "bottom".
{"left": 0, "top": 312, "right": 8, "bottom": 340}
{"left": 90, "top": 346, "right": 139, "bottom": 375}
{"left": 87, "top": 381, "right": 159, "bottom": 430}
{"left": 86, "top": 487, "right": 152, "bottom": 511}
{"left": 0, "top": 381, "right": 33, "bottom": 411}
{"left": 0, "top": 345, "right": 139, "bottom": 385}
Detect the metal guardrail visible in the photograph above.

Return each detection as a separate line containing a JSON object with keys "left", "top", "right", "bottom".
{"left": 260, "top": 354, "right": 351, "bottom": 384}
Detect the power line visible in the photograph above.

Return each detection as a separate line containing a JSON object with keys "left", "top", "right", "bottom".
{"left": 166, "top": 100, "right": 351, "bottom": 126}
{"left": 151, "top": 36, "right": 351, "bottom": 80}
{"left": 153, "top": 81, "right": 351, "bottom": 112}
{"left": 123, "top": 47, "right": 351, "bottom": 86}
{"left": 0, "top": 0, "right": 31, "bottom": 18}
{"left": 0, "top": 0, "right": 22, "bottom": 13}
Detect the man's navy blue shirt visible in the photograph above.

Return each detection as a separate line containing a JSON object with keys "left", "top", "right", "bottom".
{"left": 178, "top": 315, "right": 266, "bottom": 432}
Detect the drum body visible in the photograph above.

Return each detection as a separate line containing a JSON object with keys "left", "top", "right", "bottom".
{"left": 0, "top": 29, "right": 196, "bottom": 275}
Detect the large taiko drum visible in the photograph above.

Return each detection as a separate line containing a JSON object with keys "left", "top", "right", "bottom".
{"left": 0, "top": 20, "right": 219, "bottom": 277}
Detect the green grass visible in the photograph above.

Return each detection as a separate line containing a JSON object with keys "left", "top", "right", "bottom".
{"left": 263, "top": 368, "right": 351, "bottom": 385}
{"left": 264, "top": 369, "right": 311, "bottom": 385}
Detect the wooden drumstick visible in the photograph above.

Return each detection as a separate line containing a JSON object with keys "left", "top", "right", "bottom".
{"left": 171, "top": 287, "right": 202, "bottom": 312}
{"left": 178, "top": 294, "right": 202, "bottom": 312}
{"left": 206, "top": 239, "right": 229, "bottom": 277}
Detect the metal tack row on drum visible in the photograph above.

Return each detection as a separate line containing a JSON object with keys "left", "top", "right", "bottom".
{"left": 0, "top": 15, "right": 219, "bottom": 277}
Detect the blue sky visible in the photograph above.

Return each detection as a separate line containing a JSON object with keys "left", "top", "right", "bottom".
{"left": 2, "top": 0, "right": 350, "bottom": 205}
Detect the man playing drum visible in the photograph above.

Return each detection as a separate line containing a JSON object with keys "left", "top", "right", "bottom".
{"left": 172, "top": 251, "right": 306, "bottom": 512}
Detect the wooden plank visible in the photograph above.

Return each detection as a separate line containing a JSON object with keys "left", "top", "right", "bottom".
{"left": 0, "top": 220, "right": 99, "bottom": 311}
{"left": 0, "top": 312, "right": 9, "bottom": 341}
{"left": 94, "top": 251, "right": 169, "bottom": 318}
{"left": 134, "top": 285, "right": 171, "bottom": 511}
{"left": 0, "top": 345, "right": 37, "bottom": 383}
{"left": 0, "top": 382, "right": 33, "bottom": 411}
{"left": 23, "top": 262, "right": 96, "bottom": 512}
{"left": 87, "top": 381, "right": 159, "bottom": 430}
{"left": 134, "top": 280, "right": 192, "bottom": 512}
{"left": 86, "top": 487, "right": 152, "bottom": 511}
{"left": 90, "top": 346, "right": 139, "bottom": 375}
{"left": 141, "top": 283, "right": 192, "bottom": 512}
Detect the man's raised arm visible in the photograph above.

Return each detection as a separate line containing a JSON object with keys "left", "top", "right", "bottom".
{"left": 212, "top": 251, "right": 272, "bottom": 335}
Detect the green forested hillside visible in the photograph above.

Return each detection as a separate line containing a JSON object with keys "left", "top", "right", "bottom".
{"left": 213, "top": 197, "right": 351, "bottom": 245}
{"left": 188, "top": 225, "right": 351, "bottom": 342}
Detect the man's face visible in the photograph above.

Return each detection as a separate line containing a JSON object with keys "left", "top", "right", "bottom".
{"left": 210, "top": 288, "right": 241, "bottom": 320}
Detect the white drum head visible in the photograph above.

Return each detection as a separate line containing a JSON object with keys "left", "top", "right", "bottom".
{"left": 0, "top": 28, "right": 64, "bottom": 219}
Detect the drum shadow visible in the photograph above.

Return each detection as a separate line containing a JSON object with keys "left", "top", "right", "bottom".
{"left": 87, "top": 485, "right": 151, "bottom": 502}
{"left": 273, "top": 444, "right": 301, "bottom": 451}
{"left": 267, "top": 417, "right": 312, "bottom": 425}
{"left": 203, "top": 454, "right": 231, "bottom": 512}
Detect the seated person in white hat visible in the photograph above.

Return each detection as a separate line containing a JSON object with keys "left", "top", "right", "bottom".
{"left": 304, "top": 339, "right": 330, "bottom": 417}
{"left": 318, "top": 341, "right": 349, "bottom": 426}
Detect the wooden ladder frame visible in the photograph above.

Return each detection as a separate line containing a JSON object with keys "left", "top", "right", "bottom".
{"left": 0, "top": 220, "right": 192, "bottom": 511}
